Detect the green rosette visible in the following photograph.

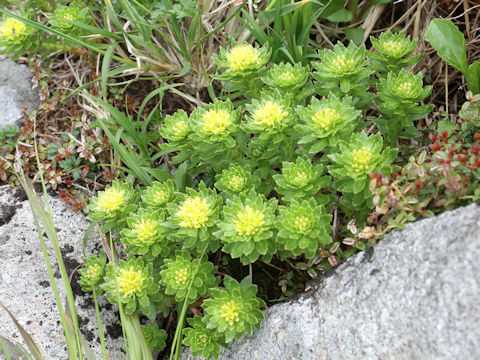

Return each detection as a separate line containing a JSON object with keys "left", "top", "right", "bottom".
{"left": 295, "top": 93, "right": 361, "bottom": 154}
{"left": 49, "top": 3, "right": 93, "bottom": 36}
{"left": 202, "top": 276, "right": 265, "bottom": 343}
{"left": 87, "top": 180, "right": 136, "bottom": 232}
{"left": 165, "top": 182, "right": 222, "bottom": 252}
{"left": 78, "top": 252, "right": 107, "bottom": 293}
{"left": 183, "top": 316, "right": 227, "bottom": 360}
{"left": 159, "top": 250, "right": 217, "bottom": 302}
{"left": 275, "top": 199, "right": 332, "bottom": 259}
{"left": 328, "top": 131, "right": 398, "bottom": 210}
{"left": 215, "top": 190, "right": 277, "bottom": 264}
{"left": 101, "top": 257, "right": 159, "bottom": 316}
{"left": 273, "top": 156, "right": 330, "bottom": 202}
{"left": 121, "top": 208, "right": 170, "bottom": 260}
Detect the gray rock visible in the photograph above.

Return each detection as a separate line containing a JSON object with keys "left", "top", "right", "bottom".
{"left": 182, "top": 204, "right": 480, "bottom": 360}
{"left": 0, "top": 186, "right": 124, "bottom": 359}
{"left": 0, "top": 59, "right": 40, "bottom": 128}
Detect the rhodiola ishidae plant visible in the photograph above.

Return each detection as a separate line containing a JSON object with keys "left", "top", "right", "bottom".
{"left": 77, "top": 30, "right": 433, "bottom": 358}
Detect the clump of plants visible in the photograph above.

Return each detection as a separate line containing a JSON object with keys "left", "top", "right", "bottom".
{"left": 367, "top": 92, "right": 480, "bottom": 239}
{"left": 78, "top": 32, "right": 436, "bottom": 358}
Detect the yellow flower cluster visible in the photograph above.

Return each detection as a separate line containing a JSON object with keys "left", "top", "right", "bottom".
{"left": 294, "top": 215, "right": 310, "bottom": 233}
{"left": 313, "top": 108, "right": 340, "bottom": 131}
{"left": 203, "top": 109, "right": 232, "bottom": 135}
{"left": 226, "top": 44, "right": 261, "bottom": 72}
{"left": 61, "top": 13, "right": 75, "bottom": 22}
{"left": 396, "top": 81, "right": 415, "bottom": 98}
{"left": 351, "top": 147, "right": 373, "bottom": 173}
{"left": 153, "top": 189, "right": 167, "bottom": 204}
{"left": 278, "top": 71, "right": 295, "bottom": 83}
{"left": 382, "top": 40, "right": 403, "bottom": 57}
{"left": 332, "top": 54, "right": 356, "bottom": 73}
{"left": 219, "top": 300, "right": 240, "bottom": 326}
{"left": 229, "top": 175, "right": 245, "bottom": 192}
{"left": 235, "top": 206, "right": 265, "bottom": 236}
{"left": 174, "top": 268, "right": 190, "bottom": 285}
{"left": 117, "top": 266, "right": 145, "bottom": 297}
{"left": 132, "top": 218, "right": 158, "bottom": 245}
{"left": 96, "top": 187, "right": 126, "bottom": 212}
{"left": 0, "top": 18, "right": 26, "bottom": 41}
{"left": 252, "top": 101, "right": 288, "bottom": 128}
{"left": 172, "top": 120, "right": 188, "bottom": 137}
{"left": 85, "top": 263, "right": 103, "bottom": 281}
{"left": 177, "top": 197, "right": 211, "bottom": 228}
{"left": 292, "top": 171, "right": 309, "bottom": 187}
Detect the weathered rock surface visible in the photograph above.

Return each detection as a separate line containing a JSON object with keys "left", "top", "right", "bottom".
{"left": 0, "top": 186, "right": 123, "bottom": 359}
{"left": 182, "top": 204, "right": 480, "bottom": 360}
{"left": 0, "top": 59, "right": 40, "bottom": 128}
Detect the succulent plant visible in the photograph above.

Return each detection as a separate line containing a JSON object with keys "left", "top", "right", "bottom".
{"left": 202, "top": 276, "right": 265, "bottom": 343}
{"left": 214, "top": 43, "right": 270, "bottom": 77}
{"left": 371, "top": 31, "right": 417, "bottom": 59}
{"left": 159, "top": 109, "right": 191, "bottom": 143}
{"left": 262, "top": 62, "right": 309, "bottom": 91}
{"left": 295, "top": 93, "right": 361, "bottom": 154}
{"left": 121, "top": 208, "right": 169, "bottom": 260}
{"left": 165, "top": 182, "right": 222, "bottom": 251}
{"left": 78, "top": 252, "right": 107, "bottom": 293}
{"left": 159, "top": 251, "right": 217, "bottom": 302}
{"left": 244, "top": 91, "right": 294, "bottom": 137}
{"left": 159, "top": 109, "right": 193, "bottom": 164}
{"left": 379, "top": 69, "right": 432, "bottom": 103}
{"left": 328, "top": 131, "right": 398, "bottom": 210}
{"left": 312, "top": 41, "right": 373, "bottom": 104}
{"left": 314, "top": 40, "right": 368, "bottom": 77}
{"left": 183, "top": 316, "right": 227, "bottom": 360}
{"left": 376, "top": 69, "right": 433, "bottom": 143}
{"left": 190, "top": 99, "right": 240, "bottom": 139}
{"left": 214, "top": 163, "right": 258, "bottom": 197}
{"left": 370, "top": 31, "right": 421, "bottom": 71}
{"left": 87, "top": 180, "right": 136, "bottom": 231}
{"left": 273, "top": 156, "right": 330, "bottom": 202}
{"left": 188, "top": 99, "right": 242, "bottom": 165}
{"left": 49, "top": 3, "right": 93, "bottom": 36}
{"left": 216, "top": 190, "right": 277, "bottom": 264}
{"left": 142, "top": 322, "right": 167, "bottom": 352}
{"left": 275, "top": 198, "right": 332, "bottom": 259}
{"left": 102, "top": 257, "right": 159, "bottom": 316}
{"left": 0, "top": 15, "right": 37, "bottom": 56}
{"left": 140, "top": 179, "right": 176, "bottom": 209}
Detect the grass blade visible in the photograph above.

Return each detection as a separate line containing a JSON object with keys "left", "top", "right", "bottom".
{"left": 16, "top": 176, "right": 80, "bottom": 359}
{"left": 92, "top": 287, "right": 108, "bottom": 360}
{"left": 88, "top": 94, "right": 149, "bottom": 156}
{"left": 101, "top": 44, "right": 117, "bottom": 100}
{"left": 0, "top": 8, "right": 137, "bottom": 67}
{"left": 63, "top": 303, "right": 96, "bottom": 360}
{"left": 0, "top": 303, "right": 43, "bottom": 360}
{"left": 97, "top": 121, "right": 153, "bottom": 185}
{"left": 0, "top": 335, "right": 33, "bottom": 360}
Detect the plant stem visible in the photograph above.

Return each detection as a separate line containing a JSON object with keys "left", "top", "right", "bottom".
{"left": 348, "top": 0, "right": 359, "bottom": 19}
{"left": 92, "top": 286, "right": 108, "bottom": 360}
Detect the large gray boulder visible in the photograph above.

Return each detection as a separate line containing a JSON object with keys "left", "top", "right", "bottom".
{"left": 182, "top": 203, "right": 480, "bottom": 360}
{"left": 0, "top": 59, "right": 40, "bottom": 128}
{"left": 0, "top": 186, "right": 123, "bottom": 359}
